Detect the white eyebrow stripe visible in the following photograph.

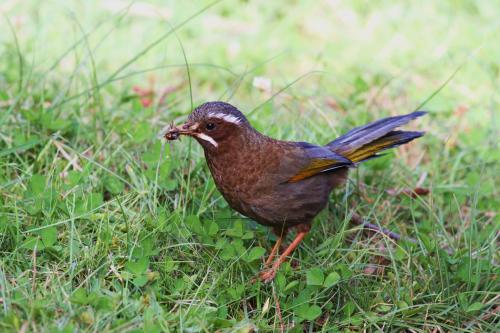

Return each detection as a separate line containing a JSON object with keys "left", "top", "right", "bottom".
{"left": 194, "top": 133, "right": 218, "bottom": 147}
{"left": 208, "top": 112, "right": 241, "bottom": 125}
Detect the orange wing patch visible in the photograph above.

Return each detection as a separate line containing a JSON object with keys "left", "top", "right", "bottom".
{"left": 345, "top": 135, "right": 401, "bottom": 162}
{"left": 288, "top": 159, "right": 344, "bottom": 183}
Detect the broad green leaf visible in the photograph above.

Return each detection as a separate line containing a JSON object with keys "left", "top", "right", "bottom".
{"left": 143, "top": 322, "right": 162, "bottom": 333}
{"left": 132, "top": 275, "right": 149, "bottom": 287}
{"left": 306, "top": 268, "right": 324, "bottom": 286}
{"left": 92, "top": 296, "right": 114, "bottom": 312}
{"left": 343, "top": 301, "right": 356, "bottom": 316}
{"left": 70, "top": 288, "right": 88, "bottom": 305}
{"left": 163, "top": 178, "right": 177, "bottom": 190}
{"left": 335, "top": 263, "right": 353, "bottom": 279}
{"left": 419, "top": 234, "right": 435, "bottom": 252}
{"left": 323, "top": 271, "right": 340, "bottom": 288}
{"left": 67, "top": 170, "right": 83, "bottom": 186}
{"left": 231, "top": 239, "right": 246, "bottom": 256}
{"left": 396, "top": 301, "right": 409, "bottom": 309}
{"left": 69, "top": 235, "right": 81, "bottom": 256}
{"left": 241, "top": 230, "right": 255, "bottom": 240}
{"left": 456, "top": 257, "right": 480, "bottom": 284}
{"left": 205, "top": 220, "right": 219, "bottom": 236}
{"left": 284, "top": 280, "right": 299, "bottom": 292}
{"left": 185, "top": 215, "right": 203, "bottom": 235}
{"left": 29, "top": 174, "right": 46, "bottom": 195}
{"left": 347, "top": 314, "right": 363, "bottom": 326}
{"left": 132, "top": 238, "right": 159, "bottom": 258}
{"left": 125, "top": 257, "right": 149, "bottom": 275}
{"left": 104, "top": 176, "right": 124, "bottom": 194}
{"left": 88, "top": 193, "right": 103, "bottom": 211}
{"left": 303, "top": 305, "right": 322, "bottom": 321}
{"left": 226, "top": 220, "right": 244, "bottom": 238}
{"left": 40, "top": 226, "right": 57, "bottom": 248}
{"left": 244, "top": 246, "right": 266, "bottom": 262}
{"left": 466, "top": 302, "right": 483, "bottom": 313}
{"left": 296, "top": 304, "right": 322, "bottom": 321}
{"left": 220, "top": 244, "right": 236, "bottom": 261}
{"left": 21, "top": 237, "right": 38, "bottom": 250}
{"left": 215, "top": 238, "right": 228, "bottom": 249}
{"left": 140, "top": 237, "right": 159, "bottom": 257}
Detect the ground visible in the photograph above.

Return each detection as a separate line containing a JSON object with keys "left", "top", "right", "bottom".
{"left": 0, "top": 0, "right": 498, "bottom": 332}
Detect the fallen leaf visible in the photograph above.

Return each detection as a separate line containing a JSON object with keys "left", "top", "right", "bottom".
{"left": 252, "top": 76, "right": 272, "bottom": 93}
{"left": 133, "top": 86, "right": 154, "bottom": 107}
{"left": 363, "top": 264, "right": 377, "bottom": 275}
{"left": 386, "top": 187, "right": 430, "bottom": 198}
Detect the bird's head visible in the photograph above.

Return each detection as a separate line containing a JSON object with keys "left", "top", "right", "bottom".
{"left": 162, "top": 101, "right": 252, "bottom": 151}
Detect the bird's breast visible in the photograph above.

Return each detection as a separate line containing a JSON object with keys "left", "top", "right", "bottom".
{"left": 206, "top": 149, "right": 270, "bottom": 197}
{"left": 204, "top": 143, "right": 282, "bottom": 215}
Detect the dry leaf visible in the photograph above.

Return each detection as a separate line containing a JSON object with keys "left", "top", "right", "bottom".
{"left": 386, "top": 187, "right": 430, "bottom": 198}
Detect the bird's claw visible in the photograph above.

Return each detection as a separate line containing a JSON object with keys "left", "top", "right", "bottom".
{"left": 259, "top": 268, "right": 277, "bottom": 283}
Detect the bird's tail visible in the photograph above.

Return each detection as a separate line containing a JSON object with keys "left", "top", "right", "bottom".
{"left": 327, "top": 111, "right": 426, "bottom": 163}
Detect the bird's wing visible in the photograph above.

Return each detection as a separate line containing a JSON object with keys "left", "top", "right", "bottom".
{"left": 286, "top": 144, "right": 353, "bottom": 183}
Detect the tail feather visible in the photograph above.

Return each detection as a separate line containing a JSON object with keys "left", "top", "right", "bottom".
{"left": 327, "top": 111, "right": 426, "bottom": 163}
{"left": 328, "top": 111, "right": 426, "bottom": 154}
{"left": 345, "top": 130, "right": 424, "bottom": 163}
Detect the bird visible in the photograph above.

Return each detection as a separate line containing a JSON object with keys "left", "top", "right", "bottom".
{"left": 162, "top": 101, "right": 425, "bottom": 282}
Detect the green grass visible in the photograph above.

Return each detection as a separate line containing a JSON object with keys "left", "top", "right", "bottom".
{"left": 0, "top": 0, "right": 498, "bottom": 332}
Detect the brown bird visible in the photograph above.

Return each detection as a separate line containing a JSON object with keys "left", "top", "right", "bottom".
{"left": 163, "top": 101, "right": 425, "bottom": 282}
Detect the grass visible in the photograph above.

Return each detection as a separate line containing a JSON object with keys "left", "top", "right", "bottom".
{"left": 0, "top": 0, "right": 498, "bottom": 332}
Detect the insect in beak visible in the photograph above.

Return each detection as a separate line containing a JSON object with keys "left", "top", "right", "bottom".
{"left": 159, "top": 121, "right": 199, "bottom": 141}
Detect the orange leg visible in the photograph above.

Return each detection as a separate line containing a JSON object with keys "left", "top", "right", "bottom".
{"left": 259, "top": 230, "right": 309, "bottom": 283}
{"left": 263, "top": 236, "right": 283, "bottom": 268}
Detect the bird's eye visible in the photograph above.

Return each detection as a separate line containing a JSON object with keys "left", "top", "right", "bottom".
{"left": 206, "top": 123, "right": 216, "bottom": 131}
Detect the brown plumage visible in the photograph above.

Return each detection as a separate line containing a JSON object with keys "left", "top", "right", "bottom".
{"left": 163, "top": 101, "right": 425, "bottom": 282}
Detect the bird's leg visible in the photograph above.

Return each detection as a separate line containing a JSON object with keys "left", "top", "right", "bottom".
{"left": 263, "top": 236, "right": 283, "bottom": 268}
{"left": 272, "top": 231, "right": 307, "bottom": 268}
{"left": 263, "top": 227, "right": 288, "bottom": 268}
{"left": 259, "top": 225, "right": 309, "bottom": 283}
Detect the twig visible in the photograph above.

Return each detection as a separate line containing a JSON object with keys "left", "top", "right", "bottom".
{"left": 0, "top": 100, "right": 14, "bottom": 108}
{"left": 350, "top": 212, "right": 417, "bottom": 244}
{"left": 416, "top": 171, "right": 428, "bottom": 188}
{"left": 52, "top": 140, "right": 83, "bottom": 171}
{"left": 31, "top": 245, "right": 37, "bottom": 293}
{"left": 18, "top": 321, "right": 29, "bottom": 333}
{"left": 272, "top": 285, "right": 285, "bottom": 333}
{"left": 109, "top": 262, "right": 123, "bottom": 283}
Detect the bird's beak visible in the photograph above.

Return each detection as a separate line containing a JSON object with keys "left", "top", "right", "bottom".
{"left": 159, "top": 120, "right": 219, "bottom": 148}
{"left": 159, "top": 121, "right": 199, "bottom": 140}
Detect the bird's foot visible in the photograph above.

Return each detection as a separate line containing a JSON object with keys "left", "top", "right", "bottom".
{"left": 259, "top": 268, "right": 277, "bottom": 283}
